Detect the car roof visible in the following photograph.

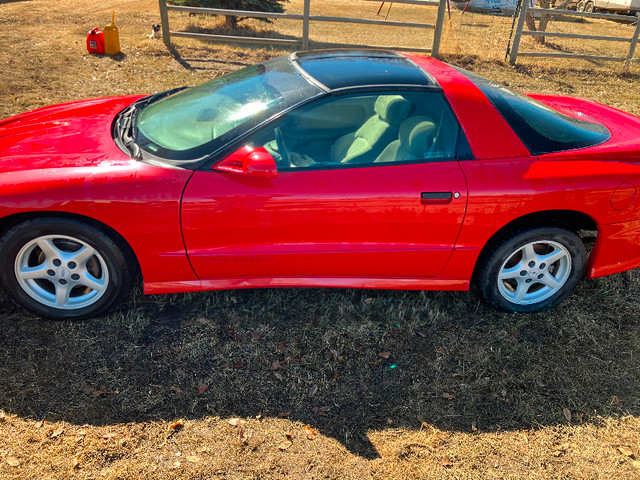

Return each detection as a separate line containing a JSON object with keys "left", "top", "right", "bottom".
{"left": 291, "top": 49, "right": 436, "bottom": 92}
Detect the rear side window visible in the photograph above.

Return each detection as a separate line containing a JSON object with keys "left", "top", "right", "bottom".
{"left": 457, "top": 68, "right": 610, "bottom": 155}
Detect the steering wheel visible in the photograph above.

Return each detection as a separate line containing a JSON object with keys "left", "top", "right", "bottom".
{"left": 274, "top": 127, "right": 292, "bottom": 167}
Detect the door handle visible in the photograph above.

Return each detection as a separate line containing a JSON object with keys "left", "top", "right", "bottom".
{"left": 421, "top": 191, "right": 453, "bottom": 204}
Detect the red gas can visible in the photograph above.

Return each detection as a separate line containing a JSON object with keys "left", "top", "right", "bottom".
{"left": 86, "top": 28, "right": 105, "bottom": 54}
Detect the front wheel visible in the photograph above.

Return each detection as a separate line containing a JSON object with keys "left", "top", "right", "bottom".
{"left": 475, "top": 226, "right": 586, "bottom": 313}
{"left": 0, "top": 217, "right": 135, "bottom": 320}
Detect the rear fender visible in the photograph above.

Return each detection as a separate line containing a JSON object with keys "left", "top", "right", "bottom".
{"left": 586, "top": 219, "right": 640, "bottom": 278}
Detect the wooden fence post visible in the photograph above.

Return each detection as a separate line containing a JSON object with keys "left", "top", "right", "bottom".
{"left": 509, "top": 0, "right": 530, "bottom": 65}
{"left": 627, "top": 14, "right": 640, "bottom": 62}
{"left": 431, "top": 0, "right": 447, "bottom": 58}
{"left": 159, "top": 0, "right": 171, "bottom": 46}
{"left": 302, "top": 0, "right": 311, "bottom": 50}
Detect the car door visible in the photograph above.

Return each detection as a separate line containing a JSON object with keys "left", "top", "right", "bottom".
{"left": 181, "top": 91, "right": 469, "bottom": 281}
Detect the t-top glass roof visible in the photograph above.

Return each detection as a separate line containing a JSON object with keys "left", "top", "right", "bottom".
{"left": 293, "top": 50, "right": 435, "bottom": 91}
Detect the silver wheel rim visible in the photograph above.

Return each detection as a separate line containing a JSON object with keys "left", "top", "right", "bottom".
{"left": 497, "top": 240, "right": 572, "bottom": 306}
{"left": 14, "top": 234, "right": 109, "bottom": 310}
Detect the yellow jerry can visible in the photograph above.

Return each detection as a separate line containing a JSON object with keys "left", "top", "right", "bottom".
{"left": 103, "top": 12, "right": 120, "bottom": 56}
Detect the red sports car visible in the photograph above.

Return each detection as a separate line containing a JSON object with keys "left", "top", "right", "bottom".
{"left": 1, "top": 50, "right": 639, "bottom": 319}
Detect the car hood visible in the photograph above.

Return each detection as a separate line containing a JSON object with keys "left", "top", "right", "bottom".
{"left": 530, "top": 94, "right": 640, "bottom": 160}
{"left": 0, "top": 95, "right": 144, "bottom": 173}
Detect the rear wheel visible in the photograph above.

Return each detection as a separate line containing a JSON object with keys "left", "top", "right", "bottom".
{"left": 576, "top": 1, "right": 585, "bottom": 11}
{"left": 0, "top": 217, "right": 135, "bottom": 320}
{"left": 475, "top": 226, "right": 586, "bottom": 313}
{"left": 584, "top": 1, "right": 595, "bottom": 12}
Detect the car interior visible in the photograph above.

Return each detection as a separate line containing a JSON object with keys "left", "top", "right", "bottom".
{"left": 252, "top": 92, "right": 459, "bottom": 169}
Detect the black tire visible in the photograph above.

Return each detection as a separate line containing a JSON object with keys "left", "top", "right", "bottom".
{"left": 584, "top": 1, "right": 595, "bottom": 12}
{"left": 475, "top": 226, "right": 586, "bottom": 313}
{"left": 576, "top": 1, "right": 585, "bottom": 11}
{"left": 0, "top": 217, "right": 135, "bottom": 320}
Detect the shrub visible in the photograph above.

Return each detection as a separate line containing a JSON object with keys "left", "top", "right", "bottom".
{"left": 168, "top": 0, "right": 289, "bottom": 29}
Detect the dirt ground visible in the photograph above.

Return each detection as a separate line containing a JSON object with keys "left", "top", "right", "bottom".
{"left": 1, "top": 0, "right": 640, "bottom": 478}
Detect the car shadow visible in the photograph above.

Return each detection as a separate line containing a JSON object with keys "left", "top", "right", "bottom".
{"left": 0, "top": 274, "right": 638, "bottom": 459}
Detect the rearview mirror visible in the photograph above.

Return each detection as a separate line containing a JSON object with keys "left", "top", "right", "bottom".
{"left": 213, "top": 146, "right": 277, "bottom": 179}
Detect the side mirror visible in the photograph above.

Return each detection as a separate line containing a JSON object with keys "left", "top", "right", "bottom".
{"left": 213, "top": 146, "right": 277, "bottom": 179}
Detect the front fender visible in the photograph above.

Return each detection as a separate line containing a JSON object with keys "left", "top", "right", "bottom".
{"left": 0, "top": 162, "right": 197, "bottom": 286}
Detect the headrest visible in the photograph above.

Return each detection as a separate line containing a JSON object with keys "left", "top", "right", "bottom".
{"left": 374, "top": 95, "right": 411, "bottom": 125}
{"left": 399, "top": 116, "right": 436, "bottom": 157}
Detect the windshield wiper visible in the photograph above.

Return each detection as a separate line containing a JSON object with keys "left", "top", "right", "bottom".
{"left": 115, "top": 86, "right": 187, "bottom": 160}
{"left": 136, "top": 86, "right": 187, "bottom": 109}
{"left": 116, "top": 104, "right": 141, "bottom": 159}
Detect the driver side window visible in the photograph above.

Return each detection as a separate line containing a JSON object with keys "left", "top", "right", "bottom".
{"left": 249, "top": 91, "right": 461, "bottom": 170}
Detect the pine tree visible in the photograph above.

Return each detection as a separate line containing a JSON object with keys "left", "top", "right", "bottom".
{"left": 168, "top": 0, "right": 289, "bottom": 30}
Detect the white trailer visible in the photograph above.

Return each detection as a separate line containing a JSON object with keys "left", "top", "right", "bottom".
{"left": 573, "top": 0, "right": 639, "bottom": 13}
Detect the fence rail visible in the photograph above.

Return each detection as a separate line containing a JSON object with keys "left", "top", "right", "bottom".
{"left": 508, "top": 0, "right": 640, "bottom": 65}
{"left": 158, "top": 0, "right": 447, "bottom": 56}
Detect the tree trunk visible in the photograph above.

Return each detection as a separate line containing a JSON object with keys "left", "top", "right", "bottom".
{"left": 525, "top": 0, "right": 552, "bottom": 44}
{"left": 538, "top": 12, "right": 551, "bottom": 35}
{"left": 224, "top": 14, "right": 238, "bottom": 30}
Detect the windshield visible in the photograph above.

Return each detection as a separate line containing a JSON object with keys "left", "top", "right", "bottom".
{"left": 135, "top": 55, "right": 321, "bottom": 162}
{"left": 456, "top": 68, "right": 610, "bottom": 155}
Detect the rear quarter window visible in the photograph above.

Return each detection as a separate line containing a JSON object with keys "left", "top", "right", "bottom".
{"left": 456, "top": 68, "right": 610, "bottom": 155}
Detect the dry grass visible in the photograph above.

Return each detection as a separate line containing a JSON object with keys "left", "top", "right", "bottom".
{"left": 2, "top": 0, "right": 640, "bottom": 478}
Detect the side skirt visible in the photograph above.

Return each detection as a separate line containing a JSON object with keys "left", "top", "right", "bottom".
{"left": 144, "top": 276, "right": 470, "bottom": 294}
